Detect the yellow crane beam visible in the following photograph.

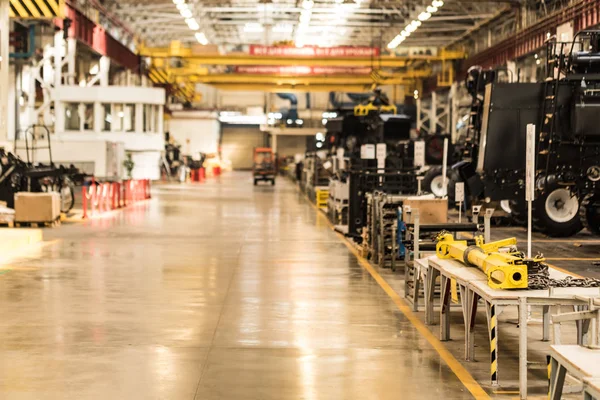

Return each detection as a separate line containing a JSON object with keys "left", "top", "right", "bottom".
{"left": 205, "top": 83, "right": 383, "bottom": 92}
{"left": 140, "top": 46, "right": 465, "bottom": 68}
{"left": 171, "top": 72, "right": 429, "bottom": 86}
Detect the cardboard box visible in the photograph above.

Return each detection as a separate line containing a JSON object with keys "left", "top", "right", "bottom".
{"left": 402, "top": 197, "right": 448, "bottom": 224}
{"left": 14, "top": 192, "right": 61, "bottom": 223}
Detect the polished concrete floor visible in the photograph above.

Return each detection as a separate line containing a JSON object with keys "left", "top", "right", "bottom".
{"left": 0, "top": 172, "right": 475, "bottom": 399}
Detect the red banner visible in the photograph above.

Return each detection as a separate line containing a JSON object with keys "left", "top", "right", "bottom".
{"left": 249, "top": 45, "right": 380, "bottom": 57}
{"left": 234, "top": 66, "right": 372, "bottom": 75}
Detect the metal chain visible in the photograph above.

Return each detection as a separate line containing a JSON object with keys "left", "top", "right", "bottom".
{"left": 527, "top": 262, "right": 600, "bottom": 290}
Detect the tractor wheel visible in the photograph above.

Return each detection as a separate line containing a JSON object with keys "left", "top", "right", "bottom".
{"left": 580, "top": 193, "right": 600, "bottom": 235}
{"left": 533, "top": 184, "right": 583, "bottom": 237}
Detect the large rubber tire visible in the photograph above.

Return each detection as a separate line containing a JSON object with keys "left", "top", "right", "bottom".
{"left": 508, "top": 199, "right": 527, "bottom": 226}
{"left": 422, "top": 166, "right": 448, "bottom": 197}
{"left": 533, "top": 184, "right": 583, "bottom": 237}
{"left": 59, "top": 178, "right": 75, "bottom": 213}
{"left": 580, "top": 193, "right": 600, "bottom": 235}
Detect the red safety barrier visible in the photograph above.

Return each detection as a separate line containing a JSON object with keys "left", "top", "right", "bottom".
{"left": 83, "top": 179, "right": 151, "bottom": 218}
{"left": 212, "top": 166, "right": 221, "bottom": 177}
{"left": 198, "top": 167, "right": 205, "bottom": 182}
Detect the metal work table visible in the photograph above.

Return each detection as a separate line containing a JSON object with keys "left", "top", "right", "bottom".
{"left": 584, "top": 378, "right": 600, "bottom": 400}
{"left": 548, "top": 345, "right": 600, "bottom": 400}
{"left": 424, "top": 256, "right": 600, "bottom": 399}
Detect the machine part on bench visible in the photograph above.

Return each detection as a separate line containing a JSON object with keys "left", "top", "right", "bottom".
{"left": 436, "top": 233, "right": 527, "bottom": 289}
{"left": 435, "top": 233, "right": 600, "bottom": 289}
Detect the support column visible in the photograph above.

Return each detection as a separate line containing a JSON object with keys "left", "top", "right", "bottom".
{"left": 0, "top": 0, "right": 10, "bottom": 144}
{"left": 271, "top": 133, "right": 277, "bottom": 153}
{"left": 99, "top": 57, "right": 110, "bottom": 86}
{"left": 450, "top": 82, "right": 458, "bottom": 143}
{"left": 416, "top": 98, "right": 422, "bottom": 131}
{"left": 431, "top": 92, "right": 438, "bottom": 134}
{"left": 67, "top": 38, "right": 77, "bottom": 85}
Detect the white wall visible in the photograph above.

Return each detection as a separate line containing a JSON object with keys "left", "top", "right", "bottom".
{"left": 168, "top": 111, "right": 220, "bottom": 158}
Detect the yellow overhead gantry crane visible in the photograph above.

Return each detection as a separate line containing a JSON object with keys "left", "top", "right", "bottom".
{"left": 141, "top": 41, "right": 465, "bottom": 100}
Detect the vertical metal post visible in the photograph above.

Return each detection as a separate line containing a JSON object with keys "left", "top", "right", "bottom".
{"left": 431, "top": 91, "right": 438, "bottom": 134}
{"left": 0, "top": 0, "right": 10, "bottom": 144}
{"left": 519, "top": 297, "right": 528, "bottom": 399}
{"left": 526, "top": 124, "right": 535, "bottom": 259}
{"left": 416, "top": 98, "right": 422, "bottom": 131}
{"left": 441, "top": 138, "right": 448, "bottom": 197}
{"left": 450, "top": 82, "right": 458, "bottom": 143}
{"left": 484, "top": 208, "right": 494, "bottom": 243}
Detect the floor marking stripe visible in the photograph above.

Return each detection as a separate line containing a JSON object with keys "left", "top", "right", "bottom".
{"left": 306, "top": 197, "right": 490, "bottom": 400}
{"left": 546, "top": 257, "right": 600, "bottom": 261}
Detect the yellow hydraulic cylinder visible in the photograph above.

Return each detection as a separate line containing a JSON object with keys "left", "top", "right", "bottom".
{"left": 435, "top": 233, "right": 528, "bottom": 290}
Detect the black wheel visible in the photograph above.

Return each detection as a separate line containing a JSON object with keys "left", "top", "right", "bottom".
{"left": 271, "top": 179, "right": 275, "bottom": 186}
{"left": 58, "top": 177, "right": 75, "bottom": 213}
{"left": 422, "top": 166, "right": 447, "bottom": 197}
{"left": 508, "top": 199, "right": 527, "bottom": 225}
{"left": 253, "top": 179, "right": 258, "bottom": 186}
{"left": 533, "top": 183, "right": 583, "bottom": 237}
{"left": 580, "top": 193, "right": 600, "bottom": 235}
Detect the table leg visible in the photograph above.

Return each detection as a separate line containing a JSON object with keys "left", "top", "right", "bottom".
{"left": 440, "top": 275, "right": 451, "bottom": 341}
{"left": 485, "top": 300, "right": 499, "bottom": 386}
{"left": 519, "top": 297, "right": 528, "bottom": 400}
{"left": 548, "top": 357, "right": 567, "bottom": 400}
{"left": 543, "top": 305, "right": 550, "bottom": 342}
{"left": 412, "top": 269, "right": 420, "bottom": 312}
{"left": 425, "top": 268, "right": 438, "bottom": 326}
{"left": 467, "top": 290, "right": 479, "bottom": 362}
{"left": 459, "top": 284, "right": 470, "bottom": 360}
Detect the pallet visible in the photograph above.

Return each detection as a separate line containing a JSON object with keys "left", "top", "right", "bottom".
{"left": 14, "top": 218, "right": 61, "bottom": 228}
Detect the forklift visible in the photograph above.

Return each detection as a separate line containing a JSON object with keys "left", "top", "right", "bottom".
{"left": 253, "top": 147, "right": 276, "bottom": 186}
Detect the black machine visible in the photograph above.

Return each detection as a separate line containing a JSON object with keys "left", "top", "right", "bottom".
{"left": 457, "top": 30, "right": 600, "bottom": 236}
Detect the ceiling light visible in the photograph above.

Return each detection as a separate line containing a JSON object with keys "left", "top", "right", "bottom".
{"left": 401, "top": 30, "right": 410, "bottom": 37}
{"left": 195, "top": 32, "right": 208, "bottom": 45}
{"left": 180, "top": 8, "right": 192, "bottom": 18}
{"left": 186, "top": 18, "right": 200, "bottom": 30}
{"left": 173, "top": 0, "right": 185, "bottom": 4}
{"left": 176, "top": 3, "right": 188, "bottom": 10}
{"left": 432, "top": 0, "right": 444, "bottom": 7}
{"left": 427, "top": 5, "right": 438, "bottom": 13}
{"left": 411, "top": 20, "right": 422, "bottom": 27}
{"left": 302, "top": 0, "right": 314, "bottom": 10}
{"left": 418, "top": 12, "right": 431, "bottom": 21}
{"left": 406, "top": 24, "right": 417, "bottom": 33}
{"left": 299, "top": 13, "right": 311, "bottom": 24}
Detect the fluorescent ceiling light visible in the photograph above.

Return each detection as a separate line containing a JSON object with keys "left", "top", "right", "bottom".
{"left": 176, "top": 3, "right": 188, "bottom": 10}
{"left": 186, "top": 18, "right": 199, "bottom": 30}
{"left": 302, "top": 0, "right": 314, "bottom": 10}
{"left": 401, "top": 30, "right": 410, "bottom": 37}
{"left": 427, "top": 5, "right": 438, "bottom": 13}
{"left": 406, "top": 24, "right": 417, "bottom": 33}
{"left": 432, "top": 0, "right": 444, "bottom": 7}
{"left": 180, "top": 9, "right": 192, "bottom": 18}
{"left": 411, "top": 20, "right": 422, "bottom": 27}
{"left": 418, "top": 12, "right": 431, "bottom": 21}
{"left": 195, "top": 32, "right": 208, "bottom": 45}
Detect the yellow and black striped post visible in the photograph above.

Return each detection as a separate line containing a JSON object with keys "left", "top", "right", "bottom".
{"left": 489, "top": 303, "right": 498, "bottom": 385}
{"left": 9, "top": 0, "right": 64, "bottom": 19}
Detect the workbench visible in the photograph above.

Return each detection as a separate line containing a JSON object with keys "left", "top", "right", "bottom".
{"left": 423, "top": 256, "right": 600, "bottom": 399}
{"left": 548, "top": 345, "right": 600, "bottom": 400}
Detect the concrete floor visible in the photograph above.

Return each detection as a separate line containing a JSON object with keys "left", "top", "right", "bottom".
{"left": 0, "top": 172, "right": 476, "bottom": 400}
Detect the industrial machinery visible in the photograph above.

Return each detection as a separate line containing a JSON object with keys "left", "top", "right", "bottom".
{"left": 0, "top": 149, "right": 77, "bottom": 213}
{"left": 457, "top": 30, "right": 600, "bottom": 236}
{"left": 436, "top": 233, "right": 531, "bottom": 289}
{"left": 435, "top": 232, "right": 600, "bottom": 289}
{"left": 253, "top": 147, "right": 276, "bottom": 186}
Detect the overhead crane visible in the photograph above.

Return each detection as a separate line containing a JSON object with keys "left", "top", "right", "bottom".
{"left": 142, "top": 41, "right": 465, "bottom": 98}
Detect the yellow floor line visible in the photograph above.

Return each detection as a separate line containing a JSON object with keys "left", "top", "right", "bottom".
{"left": 307, "top": 198, "right": 490, "bottom": 400}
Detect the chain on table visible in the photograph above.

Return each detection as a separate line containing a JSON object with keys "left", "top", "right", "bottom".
{"left": 527, "top": 263, "right": 600, "bottom": 290}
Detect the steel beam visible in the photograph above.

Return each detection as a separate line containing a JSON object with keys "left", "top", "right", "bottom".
{"left": 140, "top": 48, "right": 465, "bottom": 68}
{"left": 208, "top": 83, "right": 376, "bottom": 92}
{"left": 174, "top": 73, "right": 421, "bottom": 85}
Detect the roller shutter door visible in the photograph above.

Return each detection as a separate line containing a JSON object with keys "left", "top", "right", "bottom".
{"left": 221, "top": 126, "right": 266, "bottom": 170}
